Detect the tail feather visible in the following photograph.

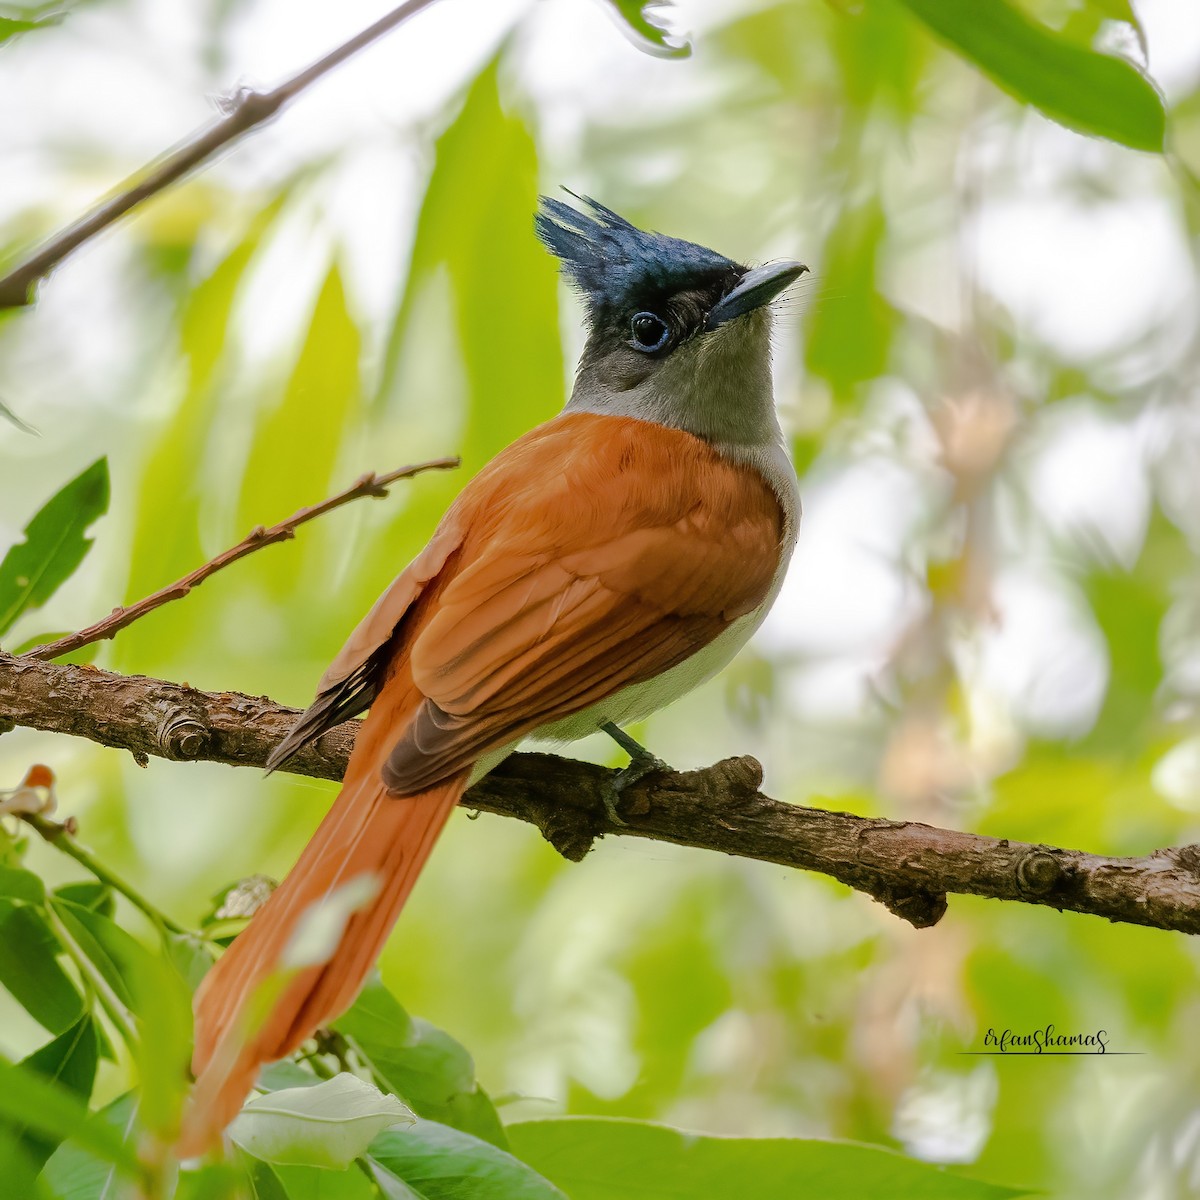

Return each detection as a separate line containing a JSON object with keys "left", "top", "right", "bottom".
{"left": 177, "top": 678, "right": 468, "bottom": 1158}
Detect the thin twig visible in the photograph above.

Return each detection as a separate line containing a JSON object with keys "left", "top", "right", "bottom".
{"left": 3, "top": 652, "right": 1200, "bottom": 937}
{"left": 22, "top": 457, "right": 458, "bottom": 662}
{"left": 0, "top": 0, "right": 444, "bottom": 309}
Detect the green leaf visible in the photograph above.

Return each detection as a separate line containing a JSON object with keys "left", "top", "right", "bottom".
{"left": 804, "top": 198, "right": 894, "bottom": 405}
{"left": 41, "top": 1092, "right": 138, "bottom": 1200}
{"left": 368, "top": 1121, "right": 567, "bottom": 1200}
{"left": 119, "top": 197, "right": 284, "bottom": 667}
{"left": 336, "top": 977, "right": 505, "bottom": 1147}
{"left": 1080, "top": 507, "right": 1185, "bottom": 749}
{"left": 0, "top": 1130, "right": 50, "bottom": 1200}
{"left": 0, "top": 458, "right": 109, "bottom": 637}
{"left": 600, "top": 1, "right": 689, "bottom": 58}
{"left": 0, "top": 1058, "right": 141, "bottom": 1178}
{"left": 505, "top": 1119, "right": 1032, "bottom": 1200}
{"left": 235, "top": 262, "right": 362, "bottom": 600}
{"left": 16, "top": 1017, "right": 99, "bottom": 1169}
{"left": 271, "top": 1161, "right": 381, "bottom": 1200}
{"left": 52, "top": 898, "right": 192, "bottom": 1135}
{"left": 51, "top": 881, "right": 114, "bottom": 918}
{"left": 242, "top": 1154, "right": 291, "bottom": 1200}
{"left": 0, "top": 16, "right": 51, "bottom": 46}
{"left": 175, "top": 1161, "right": 253, "bottom": 1200}
{"left": 50, "top": 899, "right": 135, "bottom": 1008}
{"left": 228, "top": 1075, "right": 414, "bottom": 1170}
{"left": 0, "top": 901, "right": 84, "bottom": 1034}
{"left": 894, "top": 0, "right": 1165, "bottom": 152}
{"left": 0, "top": 863, "right": 45, "bottom": 904}
{"left": 378, "top": 62, "right": 563, "bottom": 475}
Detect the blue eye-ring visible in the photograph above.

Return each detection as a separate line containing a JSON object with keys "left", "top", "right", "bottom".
{"left": 629, "top": 311, "right": 670, "bottom": 353}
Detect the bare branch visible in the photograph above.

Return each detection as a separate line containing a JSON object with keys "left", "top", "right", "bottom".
{"left": 2, "top": 652, "right": 1199, "bottom": 936}
{"left": 21, "top": 457, "right": 459, "bottom": 662}
{"left": 0, "top": 0, "right": 444, "bottom": 309}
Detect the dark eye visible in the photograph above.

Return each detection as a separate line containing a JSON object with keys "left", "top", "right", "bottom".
{"left": 629, "top": 311, "right": 670, "bottom": 353}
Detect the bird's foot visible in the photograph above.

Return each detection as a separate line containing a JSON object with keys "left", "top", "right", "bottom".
{"left": 600, "top": 722, "right": 672, "bottom": 826}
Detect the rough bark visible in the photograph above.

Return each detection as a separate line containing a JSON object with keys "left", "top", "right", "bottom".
{"left": 3, "top": 652, "right": 1198, "bottom": 935}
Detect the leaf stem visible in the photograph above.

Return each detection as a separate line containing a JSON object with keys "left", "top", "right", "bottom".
{"left": 23, "top": 812, "right": 187, "bottom": 937}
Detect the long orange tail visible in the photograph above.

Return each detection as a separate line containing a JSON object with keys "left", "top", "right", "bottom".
{"left": 177, "top": 671, "right": 468, "bottom": 1157}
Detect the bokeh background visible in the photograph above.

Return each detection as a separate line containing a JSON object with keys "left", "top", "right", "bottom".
{"left": 2, "top": 0, "right": 1200, "bottom": 1195}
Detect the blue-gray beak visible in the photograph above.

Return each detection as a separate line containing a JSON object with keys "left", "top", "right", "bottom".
{"left": 705, "top": 260, "right": 808, "bottom": 331}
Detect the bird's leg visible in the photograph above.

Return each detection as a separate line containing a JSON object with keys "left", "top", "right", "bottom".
{"left": 600, "top": 722, "right": 672, "bottom": 826}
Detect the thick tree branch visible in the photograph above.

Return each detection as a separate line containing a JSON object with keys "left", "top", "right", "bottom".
{"left": 3, "top": 654, "right": 1199, "bottom": 935}
{"left": 0, "top": 0, "right": 443, "bottom": 309}
{"left": 21, "top": 457, "right": 458, "bottom": 662}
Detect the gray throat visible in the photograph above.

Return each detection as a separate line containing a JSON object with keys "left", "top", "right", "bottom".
{"left": 565, "top": 308, "right": 784, "bottom": 452}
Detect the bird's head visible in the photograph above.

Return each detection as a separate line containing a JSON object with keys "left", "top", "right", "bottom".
{"left": 536, "top": 194, "right": 806, "bottom": 447}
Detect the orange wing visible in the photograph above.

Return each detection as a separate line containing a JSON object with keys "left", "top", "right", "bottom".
{"left": 381, "top": 412, "right": 785, "bottom": 792}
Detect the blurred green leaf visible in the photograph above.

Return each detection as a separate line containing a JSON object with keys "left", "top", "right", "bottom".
{"left": 236, "top": 262, "right": 362, "bottom": 599}
{"left": 229, "top": 1075, "right": 414, "bottom": 1170}
{"left": 894, "top": 0, "right": 1165, "bottom": 151}
{"left": 505, "top": 1119, "right": 1031, "bottom": 1199}
{"left": 336, "top": 977, "right": 506, "bottom": 1148}
{"left": 0, "top": 862, "right": 45, "bottom": 904}
{"left": 600, "top": 1, "right": 689, "bottom": 58}
{"left": 379, "top": 61, "right": 563, "bottom": 473}
{"left": 0, "top": 901, "right": 84, "bottom": 1034}
{"left": 175, "top": 1161, "right": 252, "bottom": 1200}
{"left": 1081, "top": 507, "right": 1185, "bottom": 749}
{"left": 41, "top": 1092, "right": 137, "bottom": 1200}
{"left": 0, "top": 15, "right": 54, "bottom": 46}
{"left": 0, "top": 1130, "right": 50, "bottom": 1200}
{"left": 16, "top": 1017, "right": 99, "bottom": 1169}
{"left": 804, "top": 199, "right": 894, "bottom": 403}
{"left": 120, "top": 199, "right": 283, "bottom": 666}
{"left": 0, "top": 458, "right": 108, "bottom": 637}
{"left": 0, "top": 1058, "right": 141, "bottom": 1178}
{"left": 368, "top": 1120, "right": 567, "bottom": 1200}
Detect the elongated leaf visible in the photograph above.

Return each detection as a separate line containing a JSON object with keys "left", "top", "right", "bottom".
{"left": 505, "top": 1119, "right": 1031, "bottom": 1200}
{"left": 229, "top": 1075, "right": 414, "bottom": 1169}
{"left": 235, "top": 262, "right": 362, "bottom": 600}
{"left": 600, "top": 1, "right": 689, "bottom": 57}
{"left": 0, "top": 1059, "right": 141, "bottom": 1177}
{"left": 369, "top": 1121, "right": 567, "bottom": 1200}
{"left": 52, "top": 898, "right": 192, "bottom": 1135}
{"left": 0, "top": 458, "right": 109, "bottom": 636}
{"left": 119, "top": 198, "right": 283, "bottom": 667}
{"left": 336, "top": 978, "right": 505, "bottom": 1147}
{"left": 895, "top": 0, "right": 1164, "bottom": 151}
{"left": 0, "top": 901, "right": 84, "bottom": 1034}
{"left": 16, "top": 1017, "right": 99, "bottom": 1168}
{"left": 50, "top": 899, "right": 134, "bottom": 1008}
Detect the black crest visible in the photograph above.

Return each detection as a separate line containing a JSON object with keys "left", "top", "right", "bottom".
{"left": 536, "top": 194, "right": 740, "bottom": 318}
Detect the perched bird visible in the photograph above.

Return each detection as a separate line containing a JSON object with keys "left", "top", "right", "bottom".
{"left": 179, "top": 196, "right": 806, "bottom": 1154}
